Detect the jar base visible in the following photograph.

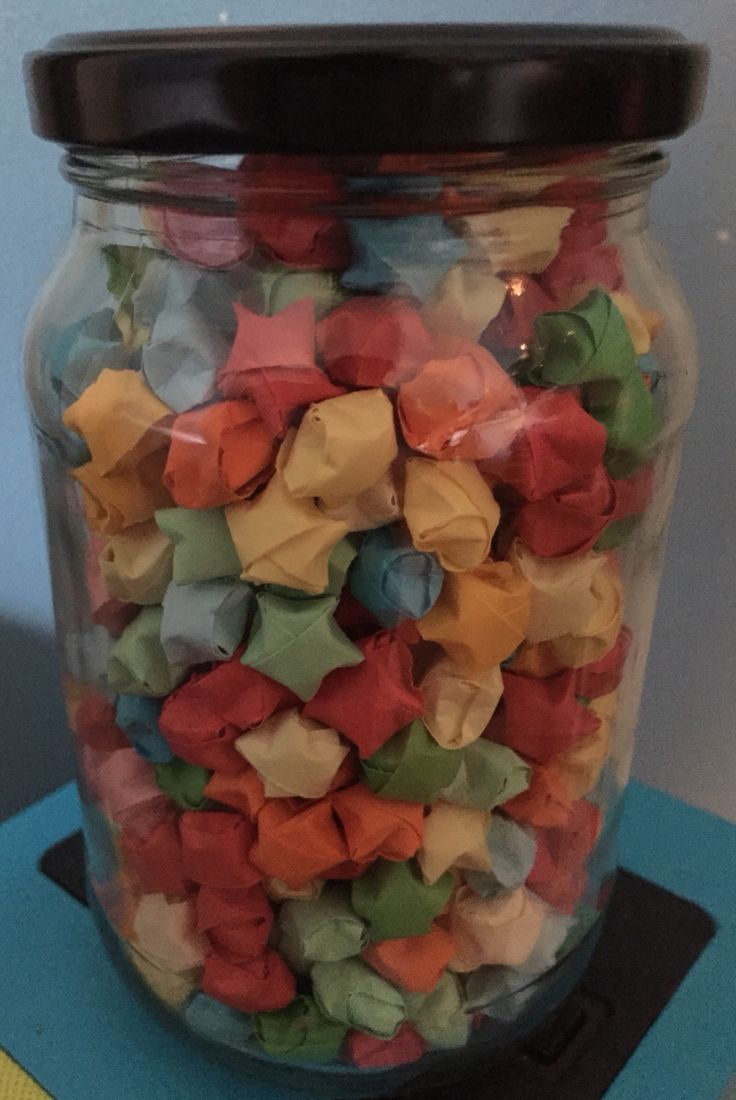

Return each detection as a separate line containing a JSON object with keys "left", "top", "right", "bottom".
{"left": 89, "top": 886, "right": 602, "bottom": 1098}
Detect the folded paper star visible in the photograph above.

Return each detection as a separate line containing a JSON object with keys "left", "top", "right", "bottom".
{"left": 101, "top": 244, "right": 158, "bottom": 350}
{"left": 464, "top": 814, "right": 537, "bottom": 898}
{"left": 448, "top": 885, "right": 545, "bottom": 971}
{"left": 179, "top": 809, "right": 261, "bottom": 889}
{"left": 155, "top": 507, "right": 242, "bottom": 584}
{"left": 84, "top": 745, "right": 162, "bottom": 820}
{"left": 303, "top": 630, "right": 425, "bottom": 759}
{"left": 46, "top": 308, "right": 129, "bottom": 406}
{"left": 349, "top": 525, "right": 443, "bottom": 627}
{"left": 196, "top": 882, "right": 274, "bottom": 959}
{"left": 241, "top": 592, "right": 363, "bottom": 700}
{"left": 418, "top": 562, "right": 531, "bottom": 672}
{"left": 346, "top": 1023, "right": 426, "bottom": 1068}
{"left": 120, "top": 808, "right": 186, "bottom": 896}
{"left": 239, "top": 157, "right": 349, "bottom": 269}
{"left": 281, "top": 389, "right": 398, "bottom": 506}
{"left": 457, "top": 206, "right": 572, "bottom": 274}
{"left": 351, "top": 859, "right": 454, "bottom": 941}
{"left": 159, "top": 655, "right": 297, "bottom": 773}
{"left": 132, "top": 893, "right": 207, "bottom": 973}
{"left": 525, "top": 289, "right": 636, "bottom": 390}
{"left": 254, "top": 996, "right": 347, "bottom": 1063}
{"left": 155, "top": 757, "right": 211, "bottom": 810}
{"left": 72, "top": 690, "right": 127, "bottom": 753}
{"left": 331, "top": 784, "right": 424, "bottom": 864}
{"left": 404, "top": 457, "right": 500, "bottom": 571}
{"left": 589, "top": 372, "right": 660, "bottom": 474}
{"left": 403, "top": 972, "right": 469, "bottom": 1049}
{"left": 99, "top": 520, "right": 173, "bottom": 606}
{"left": 503, "top": 765, "right": 574, "bottom": 829}
{"left": 418, "top": 802, "right": 491, "bottom": 885}
{"left": 253, "top": 268, "right": 347, "bottom": 319}
{"left": 163, "top": 400, "right": 276, "bottom": 509}
{"left": 225, "top": 435, "right": 349, "bottom": 594}
{"left": 317, "top": 296, "right": 435, "bottom": 389}
{"left": 439, "top": 739, "right": 531, "bottom": 811}
{"left": 275, "top": 885, "right": 368, "bottom": 972}
{"left": 421, "top": 658, "right": 503, "bottom": 750}
{"left": 318, "top": 469, "right": 401, "bottom": 531}
{"left": 422, "top": 260, "right": 506, "bottom": 342}
{"left": 480, "top": 387, "right": 607, "bottom": 502}
{"left": 221, "top": 298, "right": 317, "bottom": 376}
{"left": 550, "top": 711, "right": 611, "bottom": 801}
{"left": 527, "top": 799, "right": 601, "bottom": 914}
{"left": 362, "top": 923, "right": 455, "bottom": 994}
{"left": 147, "top": 207, "right": 252, "bottom": 271}
{"left": 312, "top": 957, "right": 406, "bottom": 1039}
{"left": 160, "top": 579, "right": 253, "bottom": 665}
{"left": 202, "top": 949, "right": 296, "bottom": 1013}
{"left": 63, "top": 368, "right": 173, "bottom": 475}
{"left": 515, "top": 462, "right": 616, "bottom": 558}
{"left": 342, "top": 216, "right": 467, "bottom": 302}
{"left": 106, "top": 606, "right": 188, "bottom": 697}
{"left": 507, "top": 540, "right": 606, "bottom": 644}
{"left": 250, "top": 799, "right": 348, "bottom": 889}
{"left": 75, "top": 450, "right": 173, "bottom": 536}
{"left": 115, "top": 694, "right": 171, "bottom": 763}
{"left": 86, "top": 536, "right": 140, "bottom": 635}
{"left": 205, "top": 767, "right": 267, "bottom": 819}
{"left": 184, "top": 994, "right": 255, "bottom": 1052}
{"left": 220, "top": 365, "right": 345, "bottom": 440}
{"left": 541, "top": 242, "right": 624, "bottom": 307}
{"left": 235, "top": 709, "right": 349, "bottom": 798}
{"left": 361, "top": 720, "right": 462, "bottom": 805}
{"left": 495, "top": 668, "right": 601, "bottom": 764}
{"left": 139, "top": 266, "right": 235, "bottom": 412}
{"left": 574, "top": 627, "right": 631, "bottom": 698}
{"left": 397, "top": 342, "right": 521, "bottom": 460}
{"left": 510, "top": 563, "right": 622, "bottom": 676}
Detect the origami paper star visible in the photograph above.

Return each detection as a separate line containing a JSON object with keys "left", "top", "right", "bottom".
{"left": 202, "top": 949, "right": 296, "bottom": 1013}
{"left": 403, "top": 457, "right": 500, "bottom": 572}
{"left": 463, "top": 814, "right": 537, "bottom": 898}
{"left": 275, "top": 885, "right": 368, "bottom": 972}
{"left": 155, "top": 507, "right": 242, "bottom": 585}
{"left": 349, "top": 525, "right": 443, "bottom": 627}
{"left": 106, "top": 606, "right": 188, "bottom": 697}
{"left": 417, "top": 562, "right": 531, "bottom": 672}
{"left": 74, "top": 450, "right": 173, "bottom": 536}
{"left": 439, "top": 740, "right": 531, "bottom": 811}
{"left": 417, "top": 802, "right": 491, "bottom": 885}
{"left": 249, "top": 799, "right": 349, "bottom": 889}
{"left": 303, "top": 630, "right": 424, "bottom": 759}
{"left": 235, "top": 708, "right": 349, "bottom": 798}
{"left": 281, "top": 388, "right": 398, "bottom": 506}
{"left": 422, "top": 260, "right": 506, "bottom": 342}
{"left": 457, "top": 206, "right": 572, "bottom": 274}
{"left": 155, "top": 757, "right": 211, "bottom": 810}
{"left": 196, "top": 882, "right": 274, "bottom": 959}
{"left": 448, "top": 885, "right": 545, "bottom": 971}
{"left": 163, "top": 400, "right": 276, "bottom": 509}
{"left": 99, "top": 520, "right": 174, "bottom": 606}
{"left": 311, "top": 958, "right": 406, "bottom": 1039}
{"left": 495, "top": 668, "right": 601, "bottom": 764}
{"left": 132, "top": 893, "right": 207, "bottom": 973}
{"left": 240, "top": 592, "right": 363, "bottom": 700}
{"left": 361, "top": 720, "right": 462, "bottom": 805}
{"left": 403, "top": 973, "right": 469, "bottom": 1050}
{"left": 345, "top": 1023, "right": 426, "bottom": 1068}
{"left": 115, "top": 694, "right": 172, "bottom": 763}
{"left": 160, "top": 579, "right": 253, "bottom": 665}
{"left": 179, "top": 809, "right": 260, "bottom": 889}
{"left": 316, "top": 296, "right": 435, "bottom": 389}
{"left": 254, "top": 996, "right": 347, "bottom": 1063}
{"left": 420, "top": 658, "right": 503, "bottom": 751}
{"left": 342, "top": 216, "right": 467, "bottom": 302}
{"left": 362, "top": 924, "right": 455, "bottom": 994}
{"left": 318, "top": 469, "right": 401, "bottom": 531}
{"left": 351, "top": 859, "right": 454, "bottom": 941}
{"left": 331, "top": 783, "right": 424, "bottom": 865}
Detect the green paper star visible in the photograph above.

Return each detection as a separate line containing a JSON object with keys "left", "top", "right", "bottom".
{"left": 155, "top": 507, "right": 242, "bottom": 585}
{"left": 276, "top": 886, "right": 368, "bottom": 973}
{"left": 155, "top": 757, "right": 212, "bottom": 810}
{"left": 361, "top": 719, "right": 462, "bottom": 804}
{"left": 311, "top": 958, "right": 406, "bottom": 1039}
{"left": 527, "top": 289, "right": 636, "bottom": 389}
{"left": 241, "top": 590, "right": 363, "bottom": 701}
{"left": 439, "top": 739, "right": 531, "bottom": 811}
{"left": 106, "top": 606, "right": 188, "bottom": 697}
{"left": 404, "top": 973, "right": 469, "bottom": 1049}
{"left": 254, "top": 995, "right": 347, "bottom": 1062}
{"left": 351, "top": 859, "right": 453, "bottom": 941}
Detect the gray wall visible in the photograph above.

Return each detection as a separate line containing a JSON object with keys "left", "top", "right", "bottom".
{"left": 1, "top": 1, "right": 733, "bottom": 821}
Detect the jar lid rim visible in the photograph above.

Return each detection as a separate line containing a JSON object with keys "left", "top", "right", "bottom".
{"left": 24, "top": 22, "right": 710, "bottom": 155}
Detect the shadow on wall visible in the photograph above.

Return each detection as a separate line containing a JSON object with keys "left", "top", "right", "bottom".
{"left": 0, "top": 619, "right": 75, "bottom": 821}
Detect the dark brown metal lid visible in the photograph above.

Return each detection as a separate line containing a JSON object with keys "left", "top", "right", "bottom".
{"left": 24, "top": 24, "right": 709, "bottom": 155}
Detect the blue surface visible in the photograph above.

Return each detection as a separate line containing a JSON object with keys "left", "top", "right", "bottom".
{"left": 1, "top": 780, "right": 735, "bottom": 1099}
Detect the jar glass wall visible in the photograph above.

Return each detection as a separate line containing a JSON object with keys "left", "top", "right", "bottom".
{"left": 24, "top": 145, "right": 697, "bottom": 1094}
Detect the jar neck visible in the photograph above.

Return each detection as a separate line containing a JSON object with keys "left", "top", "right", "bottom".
{"left": 63, "top": 144, "right": 667, "bottom": 220}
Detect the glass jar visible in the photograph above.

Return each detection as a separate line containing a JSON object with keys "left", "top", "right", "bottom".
{"left": 23, "top": 25, "right": 708, "bottom": 1097}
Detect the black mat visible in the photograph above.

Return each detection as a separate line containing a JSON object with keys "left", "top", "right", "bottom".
{"left": 39, "top": 832, "right": 716, "bottom": 1099}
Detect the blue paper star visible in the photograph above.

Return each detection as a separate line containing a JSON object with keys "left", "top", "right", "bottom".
{"left": 342, "top": 216, "right": 467, "bottom": 302}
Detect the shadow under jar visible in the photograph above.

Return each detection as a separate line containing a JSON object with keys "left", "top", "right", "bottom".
{"left": 22, "top": 24, "right": 708, "bottom": 1097}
